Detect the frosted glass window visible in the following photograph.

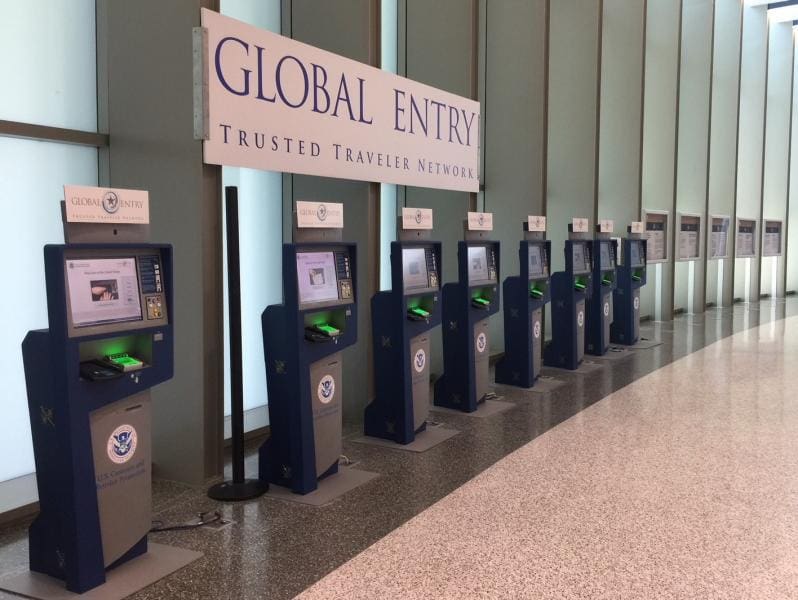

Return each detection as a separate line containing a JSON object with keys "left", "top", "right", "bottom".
{"left": 380, "top": 0, "right": 399, "bottom": 291}
{"left": 0, "top": 138, "right": 98, "bottom": 483}
{"left": 222, "top": 168, "right": 283, "bottom": 419}
{"left": 220, "top": 0, "right": 282, "bottom": 422}
{"left": 0, "top": 1, "right": 97, "bottom": 132}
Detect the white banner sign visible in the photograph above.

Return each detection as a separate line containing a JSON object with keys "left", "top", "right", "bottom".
{"left": 709, "top": 215, "right": 730, "bottom": 260}
{"left": 64, "top": 185, "right": 149, "bottom": 225}
{"left": 296, "top": 200, "right": 343, "bottom": 228}
{"left": 528, "top": 215, "right": 546, "bottom": 232}
{"left": 468, "top": 212, "right": 493, "bottom": 231}
{"left": 598, "top": 219, "right": 614, "bottom": 233}
{"left": 402, "top": 207, "right": 433, "bottom": 230}
{"left": 571, "top": 218, "right": 589, "bottom": 233}
{"left": 201, "top": 9, "right": 480, "bottom": 192}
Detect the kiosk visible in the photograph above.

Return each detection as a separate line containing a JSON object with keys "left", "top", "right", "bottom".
{"left": 434, "top": 213, "right": 501, "bottom": 413}
{"left": 544, "top": 222, "right": 593, "bottom": 370}
{"left": 259, "top": 202, "right": 357, "bottom": 495}
{"left": 22, "top": 200, "right": 173, "bottom": 593}
{"left": 585, "top": 223, "right": 618, "bottom": 356}
{"left": 365, "top": 209, "right": 441, "bottom": 444}
{"left": 495, "top": 217, "right": 551, "bottom": 388}
{"left": 611, "top": 225, "right": 648, "bottom": 345}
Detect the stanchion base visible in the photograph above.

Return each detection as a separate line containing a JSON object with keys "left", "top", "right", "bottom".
{"left": 207, "top": 479, "right": 269, "bottom": 502}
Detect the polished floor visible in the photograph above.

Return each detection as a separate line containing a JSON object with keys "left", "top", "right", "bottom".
{"left": 0, "top": 300, "right": 795, "bottom": 599}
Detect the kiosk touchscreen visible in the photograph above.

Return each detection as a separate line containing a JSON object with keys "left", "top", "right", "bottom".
{"left": 259, "top": 206, "right": 357, "bottom": 495}
{"left": 585, "top": 230, "right": 618, "bottom": 355}
{"left": 22, "top": 243, "right": 173, "bottom": 593}
{"left": 434, "top": 217, "right": 500, "bottom": 413}
{"left": 365, "top": 213, "right": 442, "bottom": 444}
{"left": 544, "top": 228, "right": 593, "bottom": 370}
{"left": 495, "top": 221, "right": 551, "bottom": 388}
{"left": 611, "top": 230, "right": 647, "bottom": 345}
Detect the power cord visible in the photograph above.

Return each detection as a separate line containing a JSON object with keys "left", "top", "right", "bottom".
{"left": 150, "top": 510, "right": 224, "bottom": 533}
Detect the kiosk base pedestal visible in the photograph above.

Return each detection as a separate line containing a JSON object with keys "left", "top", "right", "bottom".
{"left": 0, "top": 543, "right": 201, "bottom": 600}
{"left": 265, "top": 466, "right": 378, "bottom": 507}
{"left": 351, "top": 424, "right": 460, "bottom": 453}
{"left": 431, "top": 398, "right": 513, "bottom": 418}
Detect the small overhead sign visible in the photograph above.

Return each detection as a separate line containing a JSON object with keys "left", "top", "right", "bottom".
{"left": 571, "top": 217, "right": 589, "bottom": 233}
{"left": 629, "top": 221, "right": 644, "bottom": 234}
{"left": 528, "top": 215, "right": 546, "bottom": 232}
{"left": 402, "top": 207, "right": 433, "bottom": 230}
{"left": 598, "top": 219, "right": 614, "bottom": 233}
{"left": 296, "top": 200, "right": 344, "bottom": 228}
{"left": 468, "top": 212, "right": 493, "bottom": 231}
{"left": 64, "top": 185, "right": 150, "bottom": 225}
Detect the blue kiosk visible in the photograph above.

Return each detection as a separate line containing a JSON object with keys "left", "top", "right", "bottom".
{"left": 434, "top": 213, "right": 501, "bottom": 413}
{"left": 611, "top": 225, "right": 648, "bottom": 345}
{"left": 259, "top": 202, "right": 358, "bottom": 495}
{"left": 22, "top": 209, "right": 174, "bottom": 593}
{"left": 365, "top": 209, "right": 442, "bottom": 444}
{"left": 585, "top": 223, "right": 618, "bottom": 356}
{"left": 495, "top": 218, "right": 551, "bottom": 388}
{"left": 544, "top": 222, "right": 593, "bottom": 370}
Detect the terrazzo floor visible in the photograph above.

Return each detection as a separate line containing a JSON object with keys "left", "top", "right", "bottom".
{"left": 0, "top": 300, "right": 794, "bottom": 599}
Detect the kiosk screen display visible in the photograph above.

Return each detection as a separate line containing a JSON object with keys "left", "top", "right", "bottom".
{"left": 467, "top": 246, "right": 490, "bottom": 283}
{"left": 599, "top": 244, "right": 613, "bottom": 270}
{"left": 629, "top": 241, "right": 645, "bottom": 267}
{"left": 572, "top": 243, "right": 588, "bottom": 273}
{"left": 67, "top": 258, "right": 142, "bottom": 327}
{"left": 528, "top": 244, "right": 544, "bottom": 278}
{"left": 296, "top": 251, "right": 339, "bottom": 304}
{"left": 402, "top": 248, "right": 429, "bottom": 291}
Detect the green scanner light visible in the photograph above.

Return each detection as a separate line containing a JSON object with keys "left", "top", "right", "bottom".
{"left": 602, "top": 277, "right": 612, "bottom": 285}
{"left": 530, "top": 288, "right": 544, "bottom": 298}
{"left": 574, "top": 282, "right": 586, "bottom": 291}
{"left": 317, "top": 324, "right": 340, "bottom": 335}
{"left": 410, "top": 307, "right": 430, "bottom": 318}
{"left": 473, "top": 297, "right": 490, "bottom": 305}
{"left": 632, "top": 275, "right": 642, "bottom": 282}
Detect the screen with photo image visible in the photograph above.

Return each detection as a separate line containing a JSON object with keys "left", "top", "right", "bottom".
{"left": 527, "top": 244, "right": 544, "bottom": 277}
{"left": 572, "top": 243, "right": 588, "bottom": 273}
{"left": 402, "top": 248, "right": 429, "bottom": 291}
{"left": 467, "top": 246, "right": 489, "bottom": 283}
{"left": 67, "top": 257, "right": 142, "bottom": 327}
{"left": 296, "top": 251, "right": 339, "bottom": 305}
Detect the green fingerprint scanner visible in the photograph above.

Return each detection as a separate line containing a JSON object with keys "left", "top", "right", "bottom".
{"left": 632, "top": 274, "right": 642, "bottom": 282}
{"left": 472, "top": 297, "right": 490, "bottom": 309}
{"left": 409, "top": 307, "right": 430, "bottom": 319}
{"left": 530, "top": 288, "right": 544, "bottom": 299}
{"left": 105, "top": 353, "right": 144, "bottom": 373}
{"left": 574, "top": 282, "right": 586, "bottom": 291}
{"left": 602, "top": 277, "right": 612, "bottom": 285}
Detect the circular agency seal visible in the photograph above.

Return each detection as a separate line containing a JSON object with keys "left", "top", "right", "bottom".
{"left": 107, "top": 424, "right": 138, "bottom": 464}
{"left": 317, "top": 374, "right": 335, "bottom": 404}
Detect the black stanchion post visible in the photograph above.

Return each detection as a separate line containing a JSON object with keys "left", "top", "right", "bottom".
{"left": 208, "top": 186, "right": 269, "bottom": 501}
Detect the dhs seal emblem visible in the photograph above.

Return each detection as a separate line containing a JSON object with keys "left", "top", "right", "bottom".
{"left": 476, "top": 332, "right": 487, "bottom": 353}
{"left": 317, "top": 374, "right": 335, "bottom": 404}
{"left": 415, "top": 209, "right": 423, "bottom": 224}
{"left": 533, "top": 320, "right": 541, "bottom": 339}
{"left": 102, "top": 191, "right": 120, "bottom": 214}
{"left": 634, "top": 297, "right": 640, "bottom": 310}
{"left": 316, "top": 203, "right": 328, "bottom": 222}
{"left": 413, "top": 349, "right": 426, "bottom": 373}
{"left": 577, "top": 311, "right": 584, "bottom": 328}
{"left": 478, "top": 213, "right": 485, "bottom": 227}
{"left": 604, "top": 302, "right": 610, "bottom": 317}
{"left": 107, "top": 424, "right": 137, "bottom": 464}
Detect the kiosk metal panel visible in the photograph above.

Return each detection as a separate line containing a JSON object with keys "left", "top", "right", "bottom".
{"left": 309, "top": 355, "right": 343, "bottom": 478}
{"left": 409, "top": 334, "right": 431, "bottom": 431}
